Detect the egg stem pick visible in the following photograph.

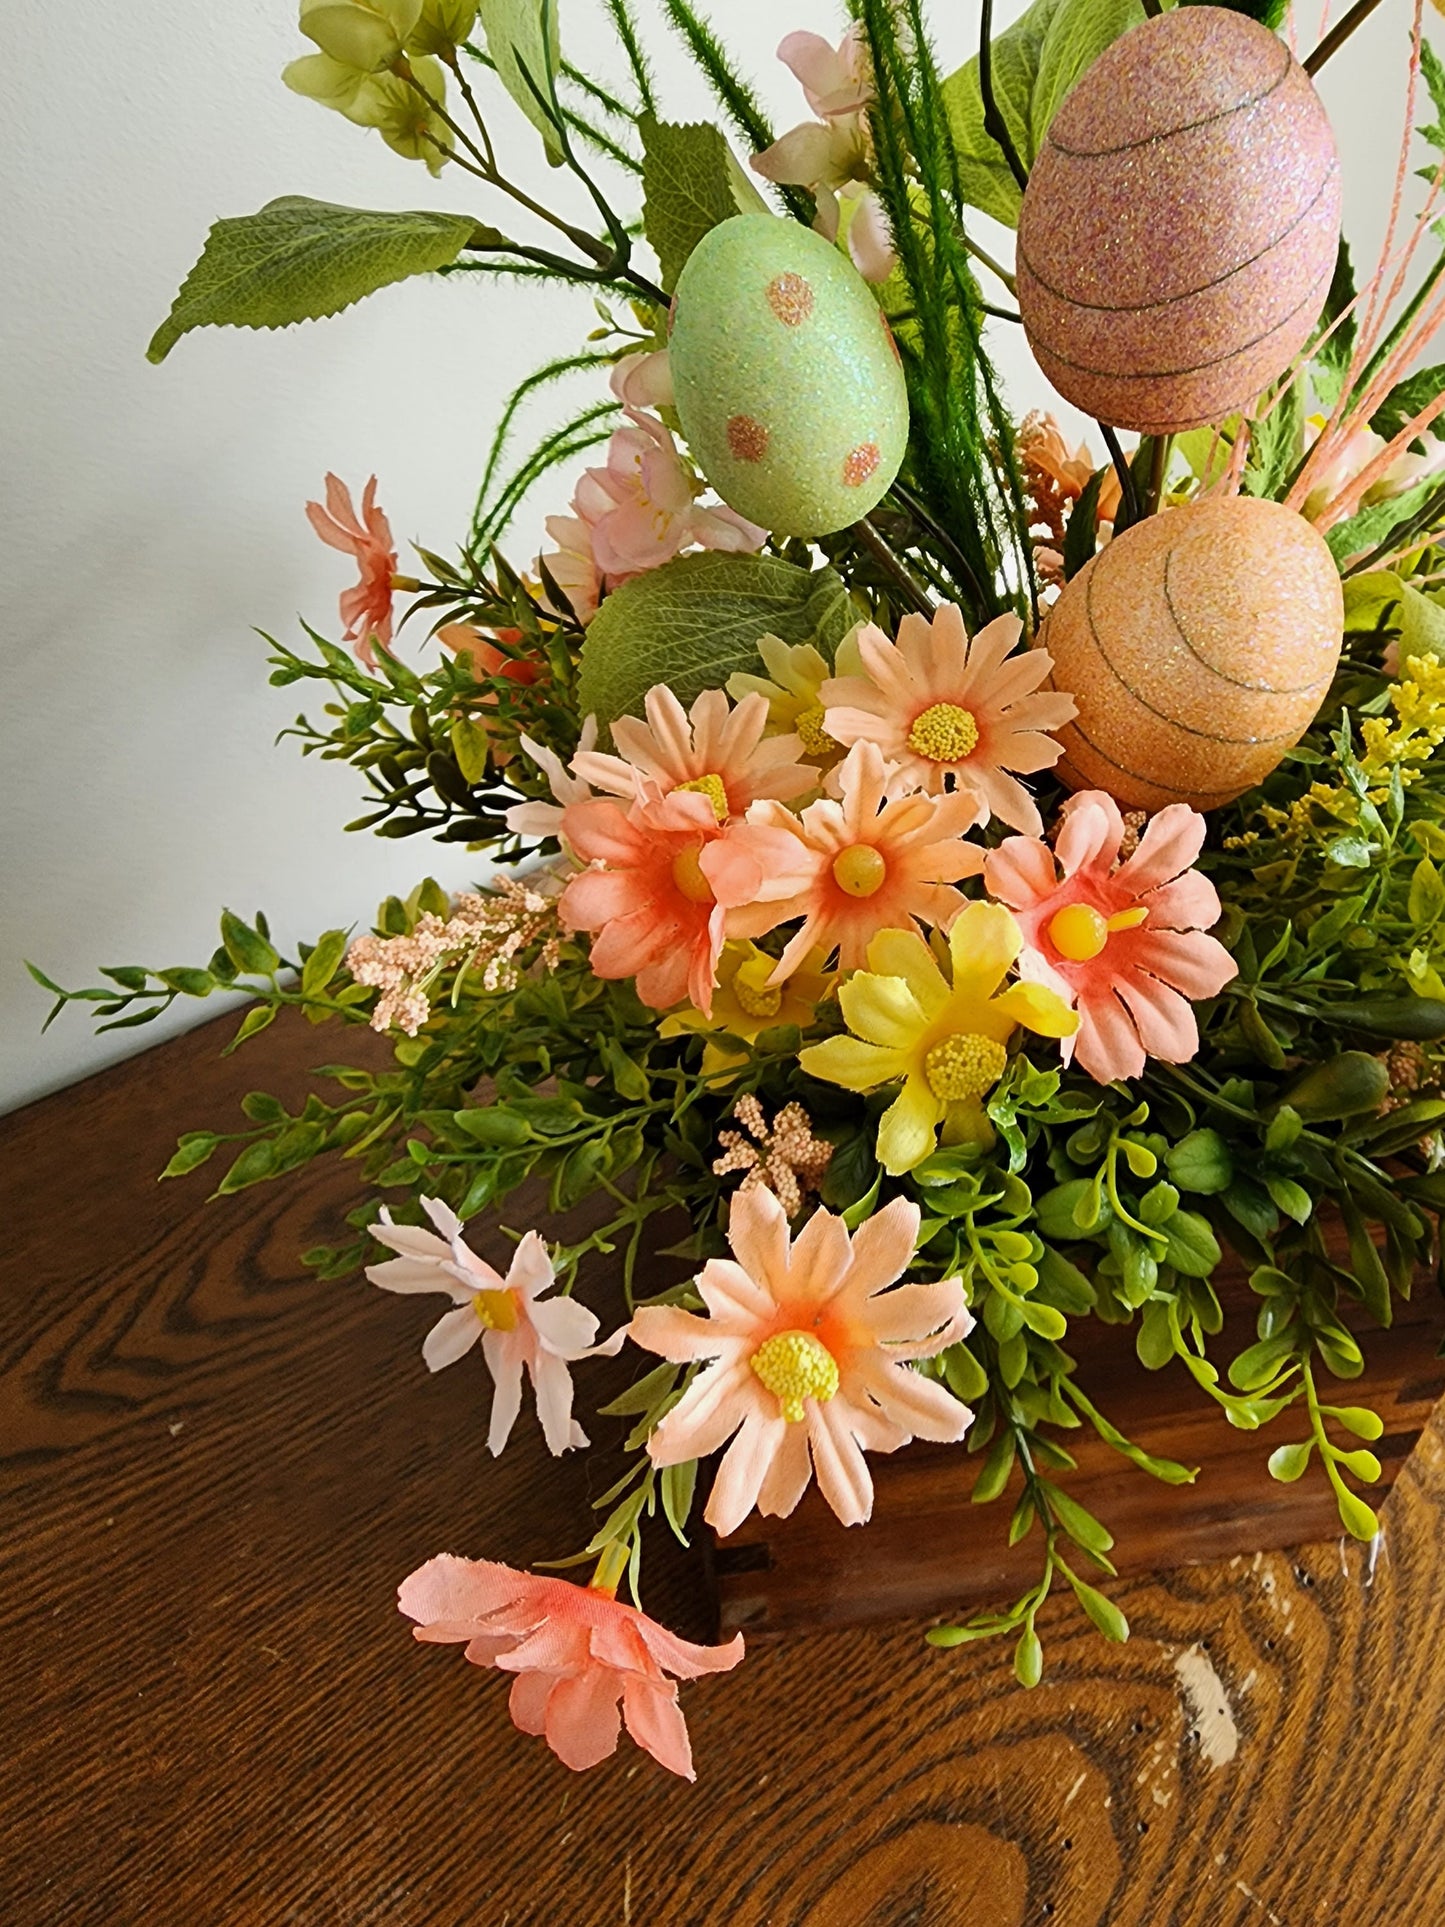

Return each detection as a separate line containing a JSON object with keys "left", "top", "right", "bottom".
{"left": 978, "top": 0, "right": 1030, "bottom": 192}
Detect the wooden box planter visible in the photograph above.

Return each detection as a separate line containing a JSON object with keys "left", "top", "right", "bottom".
{"left": 710, "top": 1264, "right": 1445, "bottom": 1638}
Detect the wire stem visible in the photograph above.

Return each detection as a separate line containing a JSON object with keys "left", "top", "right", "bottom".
{"left": 978, "top": 0, "right": 1029, "bottom": 192}
{"left": 1099, "top": 424, "right": 1140, "bottom": 527}
{"left": 1305, "top": 0, "right": 1387, "bottom": 77}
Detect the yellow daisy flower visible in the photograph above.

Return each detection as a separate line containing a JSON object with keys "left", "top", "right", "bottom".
{"left": 727, "top": 630, "right": 864, "bottom": 766}
{"left": 799, "top": 903, "right": 1077, "bottom": 1174}
{"left": 660, "top": 941, "right": 834, "bottom": 1075}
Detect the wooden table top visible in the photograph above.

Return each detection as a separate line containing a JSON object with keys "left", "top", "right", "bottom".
{"left": 5, "top": 1009, "right": 1445, "bottom": 1927}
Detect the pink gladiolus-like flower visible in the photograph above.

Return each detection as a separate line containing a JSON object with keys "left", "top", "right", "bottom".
{"left": 505, "top": 716, "right": 599, "bottom": 842}
{"left": 821, "top": 605, "right": 1077, "bottom": 836}
{"left": 983, "top": 791, "right": 1238, "bottom": 1085}
{"left": 538, "top": 414, "right": 764, "bottom": 623}
{"left": 305, "top": 473, "right": 400, "bottom": 667}
{"left": 572, "top": 685, "right": 814, "bottom": 819}
{"left": 558, "top": 789, "right": 801, "bottom": 1015}
{"left": 631, "top": 1187, "right": 973, "bottom": 1535}
{"left": 399, "top": 1555, "right": 744, "bottom": 1778}
{"left": 366, "top": 1198, "right": 618, "bottom": 1455}
{"left": 740, "top": 739, "right": 986, "bottom": 979}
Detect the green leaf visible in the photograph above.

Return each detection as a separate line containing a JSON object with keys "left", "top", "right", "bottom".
{"left": 220, "top": 909, "right": 280, "bottom": 977}
{"left": 971, "top": 1430, "right": 1017, "bottom": 1504}
{"left": 1041, "top": 1481, "right": 1114, "bottom": 1556}
{"left": 1411, "top": 856, "right": 1445, "bottom": 927}
{"left": 477, "top": 0, "right": 565, "bottom": 163}
{"left": 453, "top": 1105, "right": 533, "bottom": 1147}
{"left": 660, "top": 1458, "right": 698, "bottom": 1541}
{"left": 1162, "top": 1210, "right": 1221, "bottom": 1280}
{"left": 1166, "top": 1128, "right": 1233, "bottom": 1196}
{"left": 1067, "top": 1572, "right": 1129, "bottom": 1642}
{"left": 161, "top": 1132, "right": 222, "bottom": 1179}
{"left": 214, "top": 1138, "right": 280, "bottom": 1195}
{"left": 1014, "top": 1624, "right": 1044, "bottom": 1688}
{"left": 1312, "top": 239, "right": 1357, "bottom": 412}
{"left": 301, "top": 928, "right": 350, "bottom": 999}
{"left": 941, "top": 0, "right": 1065, "bottom": 227}
{"left": 1326, "top": 476, "right": 1444, "bottom": 566}
{"left": 224, "top": 1003, "right": 278, "bottom": 1054}
{"left": 1061, "top": 468, "right": 1106, "bottom": 580}
{"left": 1336, "top": 1447, "right": 1382, "bottom": 1483}
{"left": 941, "top": 1341, "right": 989, "bottom": 1404}
{"left": 1267, "top": 1440, "right": 1313, "bottom": 1483}
{"left": 1327, "top": 1404, "right": 1385, "bottom": 1441}
{"left": 1020, "top": 1299, "right": 1068, "bottom": 1340}
{"left": 640, "top": 119, "right": 740, "bottom": 291}
{"left": 450, "top": 716, "right": 492, "bottom": 787}
{"left": 1031, "top": 0, "right": 1150, "bottom": 155}
{"left": 1335, "top": 1487, "right": 1380, "bottom": 1543}
{"left": 1264, "top": 1176, "right": 1313, "bottom": 1226}
{"left": 1370, "top": 360, "right": 1445, "bottom": 445}
{"left": 147, "top": 197, "right": 480, "bottom": 363}
{"left": 576, "top": 552, "right": 853, "bottom": 731}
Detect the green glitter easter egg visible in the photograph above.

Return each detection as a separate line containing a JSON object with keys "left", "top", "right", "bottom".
{"left": 669, "top": 216, "right": 909, "bottom": 538}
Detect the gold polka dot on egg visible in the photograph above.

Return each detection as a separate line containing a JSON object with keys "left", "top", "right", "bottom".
{"left": 1017, "top": 7, "right": 1341, "bottom": 434}
{"left": 1041, "top": 497, "right": 1343, "bottom": 812}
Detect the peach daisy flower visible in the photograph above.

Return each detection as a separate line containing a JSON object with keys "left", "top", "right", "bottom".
{"left": 742, "top": 740, "right": 986, "bottom": 980}
{"left": 983, "top": 791, "right": 1237, "bottom": 1085}
{"left": 366, "top": 1198, "right": 619, "bottom": 1456}
{"left": 558, "top": 789, "right": 801, "bottom": 1014}
{"left": 305, "top": 473, "right": 401, "bottom": 667}
{"left": 631, "top": 1187, "right": 973, "bottom": 1535}
{"left": 800, "top": 905, "right": 1078, "bottom": 1174}
{"left": 572, "top": 685, "right": 814, "bottom": 821}
{"left": 399, "top": 1554, "right": 743, "bottom": 1779}
{"left": 820, "top": 605, "right": 1077, "bottom": 836}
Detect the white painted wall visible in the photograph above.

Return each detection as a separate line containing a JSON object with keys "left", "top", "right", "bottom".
{"left": 0, "top": 0, "right": 1409, "bottom": 1110}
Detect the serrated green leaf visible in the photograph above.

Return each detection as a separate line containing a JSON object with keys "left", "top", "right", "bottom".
{"left": 640, "top": 118, "right": 740, "bottom": 292}
{"left": 576, "top": 552, "right": 852, "bottom": 731}
{"left": 148, "top": 197, "right": 480, "bottom": 362}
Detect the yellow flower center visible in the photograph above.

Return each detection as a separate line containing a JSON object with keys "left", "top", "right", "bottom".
{"left": 907, "top": 702, "right": 979, "bottom": 763}
{"left": 794, "top": 702, "right": 838, "bottom": 757}
{"left": 732, "top": 953, "right": 783, "bottom": 1018}
{"left": 750, "top": 1329, "right": 839, "bottom": 1423}
{"left": 671, "top": 842, "right": 715, "bottom": 904}
{"left": 832, "top": 843, "right": 887, "bottom": 897}
{"left": 924, "top": 1031, "right": 1008, "bottom": 1102}
{"left": 1047, "top": 902, "right": 1149, "bottom": 962}
{"left": 672, "top": 772, "right": 729, "bottom": 822}
{"left": 472, "top": 1287, "right": 519, "bottom": 1332}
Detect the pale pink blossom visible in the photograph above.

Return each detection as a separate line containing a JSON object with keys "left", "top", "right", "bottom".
{"left": 983, "top": 791, "right": 1237, "bottom": 1084}
{"left": 631, "top": 1187, "right": 972, "bottom": 1535}
{"left": 366, "top": 1197, "right": 618, "bottom": 1454}
{"left": 609, "top": 349, "right": 674, "bottom": 411}
{"left": 821, "top": 604, "right": 1076, "bottom": 836}
{"left": 399, "top": 1555, "right": 744, "bottom": 1778}
{"left": 538, "top": 414, "right": 764, "bottom": 623}
{"left": 505, "top": 715, "right": 600, "bottom": 841}
{"left": 558, "top": 788, "right": 801, "bottom": 1014}
{"left": 305, "top": 473, "right": 399, "bottom": 666}
{"left": 571, "top": 685, "right": 814, "bottom": 818}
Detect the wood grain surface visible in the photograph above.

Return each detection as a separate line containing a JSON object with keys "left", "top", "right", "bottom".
{"left": 5, "top": 1009, "right": 1445, "bottom": 1927}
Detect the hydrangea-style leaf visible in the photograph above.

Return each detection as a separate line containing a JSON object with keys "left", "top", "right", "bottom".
{"left": 576, "top": 551, "right": 855, "bottom": 731}
{"left": 640, "top": 117, "right": 749, "bottom": 292}
{"left": 147, "top": 197, "right": 484, "bottom": 363}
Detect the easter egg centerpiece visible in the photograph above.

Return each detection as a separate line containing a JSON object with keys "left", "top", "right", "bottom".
{"left": 668, "top": 216, "right": 909, "bottom": 537}
{"left": 1043, "top": 496, "right": 1343, "bottom": 811}
{"left": 1017, "top": 7, "right": 1341, "bottom": 434}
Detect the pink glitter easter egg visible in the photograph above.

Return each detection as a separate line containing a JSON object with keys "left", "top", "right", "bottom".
{"left": 1042, "top": 497, "right": 1342, "bottom": 811}
{"left": 1017, "top": 9, "right": 1341, "bottom": 434}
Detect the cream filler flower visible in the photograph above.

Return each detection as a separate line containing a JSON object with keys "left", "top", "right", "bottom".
{"left": 801, "top": 904, "right": 1078, "bottom": 1174}
{"left": 741, "top": 739, "right": 986, "bottom": 980}
{"left": 630, "top": 1186, "right": 973, "bottom": 1535}
{"left": 821, "top": 604, "right": 1077, "bottom": 836}
{"left": 366, "top": 1197, "right": 620, "bottom": 1455}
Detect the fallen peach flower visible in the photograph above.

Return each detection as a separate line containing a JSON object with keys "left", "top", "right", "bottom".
{"left": 366, "top": 1198, "right": 618, "bottom": 1455}
{"left": 305, "top": 472, "right": 402, "bottom": 667}
{"left": 399, "top": 1554, "right": 743, "bottom": 1778}
{"left": 631, "top": 1186, "right": 972, "bottom": 1535}
{"left": 984, "top": 791, "right": 1237, "bottom": 1084}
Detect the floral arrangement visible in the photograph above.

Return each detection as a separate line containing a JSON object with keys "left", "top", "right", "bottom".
{"left": 38, "top": 0, "right": 1445, "bottom": 1781}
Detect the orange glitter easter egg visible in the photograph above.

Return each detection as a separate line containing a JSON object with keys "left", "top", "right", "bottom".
{"left": 1042, "top": 497, "right": 1343, "bottom": 811}
{"left": 1017, "top": 8, "right": 1341, "bottom": 433}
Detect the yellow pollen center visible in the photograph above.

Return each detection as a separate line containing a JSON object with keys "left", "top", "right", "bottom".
{"left": 794, "top": 703, "right": 838, "bottom": 757}
{"left": 732, "top": 954, "right": 783, "bottom": 1018}
{"left": 750, "top": 1329, "right": 839, "bottom": 1423}
{"left": 832, "top": 843, "right": 888, "bottom": 897}
{"left": 671, "top": 842, "right": 715, "bottom": 904}
{"left": 924, "top": 1031, "right": 1008, "bottom": 1102}
{"left": 907, "top": 702, "right": 980, "bottom": 763}
{"left": 472, "top": 1287, "right": 519, "bottom": 1332}
{"left": 1047, "top": 902, "right": 1149, "bottom": 962}
{"left": 672, "top": 773, "right": 729, "bottom": 822}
